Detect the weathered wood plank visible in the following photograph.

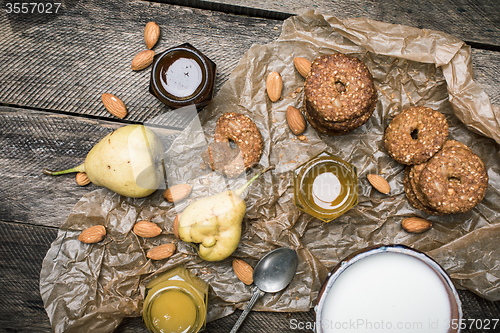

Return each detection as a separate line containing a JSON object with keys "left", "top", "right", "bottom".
{"left": 0, "top": 0, "right": 281, "bottom": 126}
{"left": 0, "top": 106, "right": 179, "bottom": 227}
{"left": 472, "top": 49, "right": 500, "bottom": 106}
{"left": 1, "top": 0, "right": 499, "bottom": 125}
{"left": 172, "top": 0, "right": 500, "bottom": 48}
{"left": 1, "top": 219, "right": 500, "bottom": 332}
{"left": 0, "top": 221, "right": 56, "bottom": 332}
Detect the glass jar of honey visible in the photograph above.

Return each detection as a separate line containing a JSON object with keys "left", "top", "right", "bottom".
{"left": 293, "top": 151, "right": 358, "bottom": 222}
{"left": 149, "top": 43, "right": 216, "bottom": 109}
{"left": 142, "top": 266, "right": 208, "bottom": 333}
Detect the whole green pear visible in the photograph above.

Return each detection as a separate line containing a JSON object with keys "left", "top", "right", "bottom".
{"left": 43, "top": 125, "right": 164, "bottom": 198}
{"left": 179, "top": 166, "right": 273, "bottom": 261}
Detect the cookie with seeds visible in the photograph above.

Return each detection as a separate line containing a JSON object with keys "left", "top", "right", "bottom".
{"left": 303, "top": 53, "right": 377, "bottom": 135}
{"left": 404, "top": 167, "right": 442, "bottom": 215}
{"left": 304, "top": 97, "right": 376, "bottom": 133}
{"left": 384, "top": 106, "right": 448, "bottom": 165}
{"left": 420, "top": 146, "right": 488, "bottom": 214}
{"left": 203, "top": 112, "right": 264, "bottom": 178}
{"left": 410, "top": 140, "right": 471, "bottom": 207}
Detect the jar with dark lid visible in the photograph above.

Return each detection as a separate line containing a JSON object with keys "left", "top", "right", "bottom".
{"left": 149, "top": 43, "right": 216, "bottom": 109}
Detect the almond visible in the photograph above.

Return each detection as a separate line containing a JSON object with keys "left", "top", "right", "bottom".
{"left": 173, "top": 213, "right": 181, "bottom": 239}
{"left": 144, "top": 22, "right": 160, "bottom": 49}
{"left": 163, "top": 184, "right": 192, "bottom": 203}
{"left": 133, "top": 221, "right": 162, "bottom": 238}
{"left": 293, "top": 57, "right": 311, "bottom": 78}
{"left": 286, "top": 106, "right": 306, "bottom": 135}
{"left": 76, "top": 172, "right": 90, "bottom": 186}
{"left": 101, "top": 93, "right": 127, "bottom": 119}
{"left": 147, "top": 243, "right": 176, "bottom": 260}
{"left": 131, "top": 50, "right": 155, "bottom": 71}
{"left": 367, "top": 174, "right": 391, "bottom": 194}
{"left": 232, "top": 258, "right": 254, "bottom": 285}
{"left": 266, "top": 71, "right": 283, "bottom": 102}
{"left": 402, "top": 217, "right": 433, "bottom": 233}
{"left": 78, "top": 225, "right": 106, "bottom": 244}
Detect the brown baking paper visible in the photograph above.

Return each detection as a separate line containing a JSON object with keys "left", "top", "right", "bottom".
{"left": 40, "top": 10, "right": 500, "bottom": 333}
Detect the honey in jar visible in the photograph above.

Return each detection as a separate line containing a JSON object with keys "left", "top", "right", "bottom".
{"left": 293, "top": 151, "right": 358, "bottom": 222}
{"left": 149, "top": 43, "right": 216, "bottom": 109}
{"left": 142, "top": 266, "right": 208, "bottom": 333}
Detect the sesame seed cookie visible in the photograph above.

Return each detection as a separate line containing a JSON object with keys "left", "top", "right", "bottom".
{"left": 384, "top": 106, "right": 449, "bottom": 165}
{"left": 404, "top": 166, "right": 440, "bottom": 215}
{"left": 203, "top": 112, "right": 264, "bottom": 178}
{"left": 419, "top": 146, "right": 488, "bottom": 214}
{"left": 304, "top": 96, "right": 376, "bottom": 133}
{"left": 407, "top": 163, "right": 443, "bottom": 215}
{"left": 304, "top": 53, "right": 377, "bottom": 124}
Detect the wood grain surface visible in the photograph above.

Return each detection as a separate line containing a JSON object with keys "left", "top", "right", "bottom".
{"left": 0, "top": 106, "right": 179, "bottom": 227}
{"left": 0, "top": 0, "right": 281, "bottom": 125}
{"left": 1, "top": 220, "right": 499, "bottom": 332}
{"left": 0, "top": 0, "right": 499, "bottom": 127}
{"left": 1, "top": 0, "right": 500, "bottom": 332}
{"left": 169, "top": 0, "right": 500, "bottom": 48}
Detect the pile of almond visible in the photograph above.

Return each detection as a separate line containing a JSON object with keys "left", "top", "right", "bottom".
{"left": 78, "top": 216, "right": 178, "bottom": 261}
{"left": 266, "top": 57, "right": 312, "bottom": 138}
{"left": 100, "top": 22, "right": 161, "bottom": 119}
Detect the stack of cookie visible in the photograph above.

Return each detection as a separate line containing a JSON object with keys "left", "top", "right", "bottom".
{"left": 384, "top": 106, "right": 488, "bottom": 215}
{"left": 303, "top": 53, "right": 377, "bottom": 135}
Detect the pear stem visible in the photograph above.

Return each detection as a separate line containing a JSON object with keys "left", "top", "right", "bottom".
{"left": 43, "top": 164, "right": 85, "bottom": 176}
{"left": 234, "top": 165, "right": 275, "bottom": 196}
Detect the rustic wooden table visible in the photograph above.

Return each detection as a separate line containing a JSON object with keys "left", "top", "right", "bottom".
{"left": 1, "top": 0, "right": 500, "bottom": 332}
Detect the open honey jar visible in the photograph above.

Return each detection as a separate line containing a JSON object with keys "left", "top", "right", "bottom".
{"left": 293, "top": 151, "right": 358, "bottom": 222}
{"left": 142, "top": 266, "right": 208, "bottom": 333}
{"left": 149, "top": 43, "right": 216, "bottom": 109}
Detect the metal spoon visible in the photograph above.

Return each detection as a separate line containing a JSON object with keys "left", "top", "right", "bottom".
{"left": 230, "top": 247, "right": 298, "bottom": 333}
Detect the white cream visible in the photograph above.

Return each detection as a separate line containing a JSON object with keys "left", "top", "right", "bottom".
{"left": 161, "top": 58, "right": 202, "bottom": 98}
{"left": 321, "top": 252, "right": 451, "bottom": 333}
{"left": 311, "top": 172, "right": 350, "bottom": 210}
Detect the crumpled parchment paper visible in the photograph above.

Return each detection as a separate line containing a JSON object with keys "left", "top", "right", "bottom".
{"left": 40, "top": 10, "right": 500, "bottom": 333}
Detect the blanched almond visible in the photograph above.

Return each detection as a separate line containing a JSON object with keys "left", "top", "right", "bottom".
{"left": 293, "top": 57, "right": 311, "bottom": 78}
{"left": 147, "top": 243, "right": 176, "bottom": 260}
{"left": 76, "top": 172, "right": 90, "bottom": 186}
{"left": 133, "top": 221, "right": 162, "bottom": 238}
{"left": 101, "top": 93, "right": 127, "bottom": 119}
{"left": 131, "top": 50, "right": 155, "bottom": 71}
{"left": 367, "top": 174, "right": 390, "bottom": 194}
{"left": 232, "top": 259, "right": 254, "bottom": 285}
{"left": 402, "top": 217, "right": 433, "bottom": 233}
{"left": 286, "top": 106, "right": 306, "bottom": 135}
{"left": 163, "top": 184, "right": 192, "bottom": 203}
{"left": 78, "top": 225, "right": 106, "bottom": 244}
{"left": 144, "top": 22, "right": 160, "bottom": 49}
{"left": 266, "top": 71, "right": 283, "bottom": 102}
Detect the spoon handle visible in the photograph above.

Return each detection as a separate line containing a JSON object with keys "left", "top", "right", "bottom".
{"left": 229, "top": 286, "right": 265, "bottom": 333}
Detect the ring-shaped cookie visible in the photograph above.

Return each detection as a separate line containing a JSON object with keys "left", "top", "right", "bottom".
{"left": 304, "top": 53, "right": 377, "bottom": 123}
{"left": 384, "top": 106, "right": 448, "bottom": 165}
{"left": 204, "top": 112, "right": 264, "bottom": 178}
{"left": 304, "top": 96, "right": 376, "bottom": 133}
{"left": 404, "top": 167, "right": 440, "bottom": 215}
{"left": 420, "top": 146, "right": 488, "bottom": 214}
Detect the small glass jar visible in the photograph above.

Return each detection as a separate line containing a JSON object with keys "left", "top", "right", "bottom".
{"left": 142, "top": 266, "right": 208, "bottom": 333}
{"left": 293, "top": 151, "right": 358, "bottom": 222}
{"left": 149, "top": 43, "right": 216, "bottom": 109}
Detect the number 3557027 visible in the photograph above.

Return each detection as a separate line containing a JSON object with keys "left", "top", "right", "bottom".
{"left": 5, "top": 3, "right": 61, "bottom": 14}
